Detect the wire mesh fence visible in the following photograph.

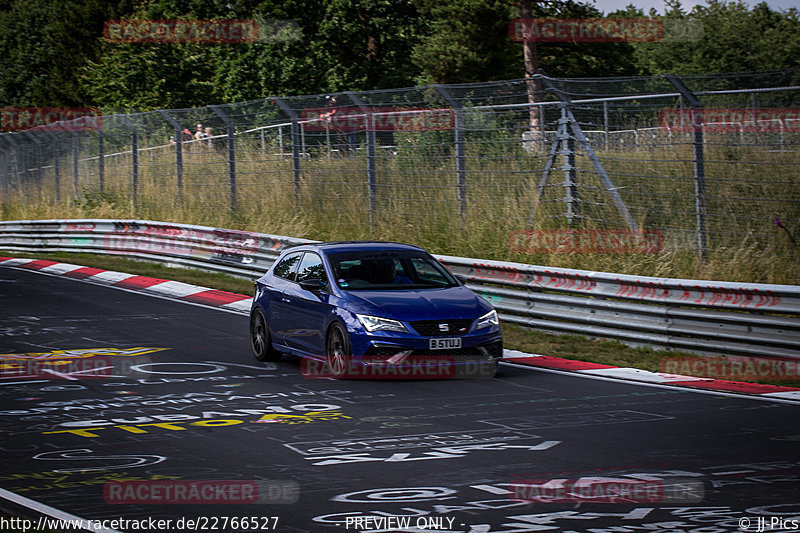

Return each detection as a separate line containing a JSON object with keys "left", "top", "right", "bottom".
{"left": 1, "top": 70, "right": 798, "bottom": 268}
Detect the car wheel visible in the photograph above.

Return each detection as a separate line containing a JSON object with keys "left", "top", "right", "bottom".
{"left": 250, "top": 310, "right": 281, "bottom": 362}
{"left": 326, "top": 322, "right": 352, "bottom": 379}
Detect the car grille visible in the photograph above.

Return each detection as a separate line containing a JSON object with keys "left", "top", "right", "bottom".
{"left": 409, "top": 319, "right": 474, "bottom": 336}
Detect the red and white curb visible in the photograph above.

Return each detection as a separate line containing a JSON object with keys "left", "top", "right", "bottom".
{"left": 3, "top": 256, "right": 799, "bottom": 403}
{"left": 503, "top": 350, "right": 800, "bottom": 402}
{"left": 0, "top": 257, "right": 253, "bottom": 314}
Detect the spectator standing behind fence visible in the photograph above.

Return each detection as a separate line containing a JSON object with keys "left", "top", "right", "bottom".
{"left": 319, "top": 95, "right": 357, "bottom": 155}
{"left": 204, "top": 126, "right": 213, "bottom": 150}
{"left": 181, "top": 128, "right": 193, "bottom": 151}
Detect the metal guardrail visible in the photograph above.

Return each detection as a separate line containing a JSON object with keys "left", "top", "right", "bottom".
{"left": 1, "top": 219, "right": 799, "bottom": 360}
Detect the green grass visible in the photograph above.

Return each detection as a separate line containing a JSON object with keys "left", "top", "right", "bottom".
{"left": 4, "top": 250, "right": 797, "bottom": 388}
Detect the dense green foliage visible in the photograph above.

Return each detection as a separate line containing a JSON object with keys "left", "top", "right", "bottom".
{"left": 0, "top": 0, "right": 798, "bottom": 110}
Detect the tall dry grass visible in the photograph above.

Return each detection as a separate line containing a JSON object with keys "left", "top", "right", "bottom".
{"left": 2, "top": 133, "right": 798, "bottom": 285}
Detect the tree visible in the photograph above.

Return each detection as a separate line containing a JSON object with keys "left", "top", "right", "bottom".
{"left": 0, "top": 0, "right": 133, "bottom": 107}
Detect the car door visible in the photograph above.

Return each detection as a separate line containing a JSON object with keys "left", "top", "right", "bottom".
{"left": 280, "top": 252, "right": 332, "bottom": 355}
{"left": 265, "top": 251, "right": 303, "bottom": 347}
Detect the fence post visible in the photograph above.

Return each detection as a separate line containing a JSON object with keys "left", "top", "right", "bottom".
{"left": 23, "top": 132, "right": 43, "bottom": 200}
{"left": 433, "top": 84, "right": 466, "bottom": 218}
{"left": 70, "top": 132, "right": 80, "bottom": 199}
{"left": 603, "top": 100, "right": 609, "bottom": 151}
{"left": 0, "top": 137, "right": 10, "bottom": 200}
{"left": 271, "top": 98, "right": 301, "bottom": 204}
{"left": 120, "top": 115, "right": 138, "bottom": 209}
{"left": 540, "top": 75, "right": 638, "bottom": 231}
{"left": 344, "top": 91, "right": 377, "bottom": 223}
{"left": 157, "top": 110, "right": 184, "bottom": 202}
{"left": 559, "top": 107, "right": 579, "bottom": 224}
{"left": 44, "top": 130, "right": 61, "bottom": 203}
{"left": 209, "top": 105, "right": 237, "bottom": 211}
{"left": 666, "top": 74, "right": 707, "bottom": 260}
{"left": 751, "top": 92, "right": 758, "bottom": 146}
{"left": 96, "top": 127, "right": 104, "bottom": 193}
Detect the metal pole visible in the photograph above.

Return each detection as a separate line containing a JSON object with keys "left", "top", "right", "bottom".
{"left": 271, "top": 98, "right": 301, "bottom": 204}
{"left": 558, "top": 108, "right": 579, "bottom": 224}
{"left": 71, "top": 133, "right": 80, "bottom": 198}
{"left": 433, "top": 84, "right": 466, "bottom": 217}
{"left": 344, "top": 92, "right": 377, "bottom": 223}
{"left": 666, "top": 74, "right": 707, "bottom": 260}
{"left": 603, "top": 100, "right": 609, "bottom": 152}
{"left": 120, "top": 115, "right": 138, "bottom": 210}
{"left": 751, "top": 92, "right": 757, "bottom": 146}
{"left": 539, "top": 75, "right": 637, "bottom": 230}
{"left": 209, "top": 105, "right": 237, "bottom": 211}
{"left": 157, "top": 110, "right": 184, "bottom": 203}
{"left": 23, "top": 132, "right": 43, "bottom": 201}
{"left": 44, "top": 130, "right": 61, "bottom": 203}
{"left": 97, "top": 128, "right": 104, "bottom": 193}
{"left": 260, "top": 128, "right": 266, "bottom": 157}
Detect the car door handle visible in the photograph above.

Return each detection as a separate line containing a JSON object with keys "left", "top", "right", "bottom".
{"left": 282, "top": 298, "right": 291, "bottom": 303}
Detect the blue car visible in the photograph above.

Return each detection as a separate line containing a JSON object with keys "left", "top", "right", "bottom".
{"left": 249, "top": 241, "right": 503, "bottom": 379}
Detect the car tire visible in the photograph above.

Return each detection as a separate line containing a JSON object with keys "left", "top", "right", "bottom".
{"left": 250, "top": 310, "right": 281, "bottom": 362}
{"left": 326, "top": 322, "right": 352, "bottom": 379}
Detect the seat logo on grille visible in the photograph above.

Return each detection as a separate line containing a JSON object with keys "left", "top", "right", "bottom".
{"left": 438, "top": 323, "right": 449, "bottom": 332}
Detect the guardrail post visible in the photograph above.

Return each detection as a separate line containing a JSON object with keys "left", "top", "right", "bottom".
{"left": 433, "top": 84, "right": 466, "bottom": 218}
{"left": 271, "top": 98, "right": 301, "bottom": 204}
{"left": 209, "top": 105, "right": 237, "bottom": 211}
{"left": 344, "top": 92, "right": 377, "bottom": 223}
{"left": 157, "top": 110, "right": 184, "bottom": 203}
{"left": 119, "top": 116, "right": 138, "bottom": 209}
{"left": 666, "top": 74, "right": 707, "bottom": 260}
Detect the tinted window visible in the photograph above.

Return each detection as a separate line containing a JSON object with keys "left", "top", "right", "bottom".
{"left": 296, "top": 252, "right": 328, "bottom": 284}
{"left": 329, "top": 250, "right": 457, "bottom": 290}
{"left": 272, "top": 252, "right": 302, "bottom": 281}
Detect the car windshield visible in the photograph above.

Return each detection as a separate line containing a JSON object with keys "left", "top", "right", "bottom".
{"left": 327, "top": 250, "right": 459, "bottom": 290}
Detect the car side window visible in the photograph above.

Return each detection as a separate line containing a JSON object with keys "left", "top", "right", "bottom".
{"left": 296, "top": 252, "right": 328, "bottom": 284}
{"left": 410, "top": 257, "right": 449, "bottom": 285}
{"left": 272, "top": 252, "right": 302, "bottom": 281}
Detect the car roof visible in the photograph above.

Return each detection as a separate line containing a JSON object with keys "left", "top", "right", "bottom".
{"left": 283, "top": 241, "right": 426, "bottom": 254}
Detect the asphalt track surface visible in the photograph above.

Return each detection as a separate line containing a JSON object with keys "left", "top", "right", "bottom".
{"left": 1, "top": 265, "right": 799, "bottom": 533}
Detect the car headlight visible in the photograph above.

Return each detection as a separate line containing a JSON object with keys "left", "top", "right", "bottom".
{"left": 356, "top": 314, "right": 408, "bottom": 333}
{"left": 475, "top": 309, "right": 499, "bottom": 330}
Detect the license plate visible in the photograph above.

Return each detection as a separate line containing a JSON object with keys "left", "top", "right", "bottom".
{"left": 429, "top": 337, "right": 461, "bottom": 350}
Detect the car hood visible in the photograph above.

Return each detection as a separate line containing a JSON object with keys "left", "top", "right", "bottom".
{"left": 341, "top": 286, "right": 490, "bottom": 322}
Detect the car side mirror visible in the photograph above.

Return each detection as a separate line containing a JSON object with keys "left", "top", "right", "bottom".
{"left": 455, "top": 274, "right": 468, "bottom": 286}
{"left": 299, "top": 278, "right": 327, "bottom": 292}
